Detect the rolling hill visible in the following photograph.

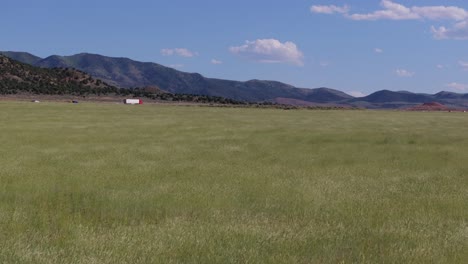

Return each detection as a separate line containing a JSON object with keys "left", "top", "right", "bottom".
{"left": 2, "top": 51, "right": 468, "bottom": 109}
{"left": 351, "top": 90, "right": 432, "bottom": 103}
{"left": 1, "top": 51, "right": 353, "bottom": 103}
{"left": 0, "top": 54, "right": 118, "bottom": 95}
{"left": 0, "top": 51, "right": 42, "bottom": 65}
{"left": 351, "top": 90, "right": 468, "bottom": 109}
{"left": 0, "top": 55, "right": 249, "bottom": 105}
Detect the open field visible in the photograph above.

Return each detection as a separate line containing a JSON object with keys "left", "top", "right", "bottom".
{"left": 0, "top": 101, "right": 467, "bottom": 263}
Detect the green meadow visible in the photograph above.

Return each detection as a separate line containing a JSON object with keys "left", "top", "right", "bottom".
{"left": 0, "top": 101, "right": 467, "bottom": 263}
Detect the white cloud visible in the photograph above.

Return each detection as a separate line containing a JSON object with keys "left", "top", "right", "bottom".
{"left": 161, "top": 48, "right": 198, "bottom": 57}
{"left": 169, "top": 64, "right": 184, "bottom": 68}
{"left": 432, "top": 21, "right": 468, "bottom": 40}
{"left": 374, "top": 48, "right": 383, "bottom": 53}
{"left": 459, "top": 61, "right": 468, "bottom": 70}
{"left": 319, "top": 61, "right": 331, "bottom": 67}
{"left": 229, "top": 39, "right": 304, "bottom": 66}
{"left": 312, "top": 1, "right": 468, "bottom": 40}
{"left": 395, "top": 69, "right": 415, "bottom": 77}
{"left": 211, "top": 59, "right": 222, "bottom": 65}
{"left": 161, "top": 49, "right": 174, "bottom": 56}
{"left": 446, "top": 82, "right": 468, "bottom": 91}
{"left": 436, "top": 64, "right": 446, "bottom": 69}
{"left": 348, "top": 1, "right": 468, "bottom": 21}
{"left": 347, "top": 91, "right": 366, "bottom": 97}
{"left": 349, "top": 0, "right": 419, "bottom": 21}
{"left": 311, "top": 5, "right": 349, "bottom": 14}
{"left": 412, "top": 6, "right": 468, "bottom": 21}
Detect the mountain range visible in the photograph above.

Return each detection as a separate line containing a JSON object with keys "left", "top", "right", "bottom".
{"left": 0, "top": 54, "right": 117, "bottom": 95}
{"left": 0, "top": 54, "right": 248, "bottom": 105}
{"left": 2, "top": 51, "right": 468, "bottom": 109}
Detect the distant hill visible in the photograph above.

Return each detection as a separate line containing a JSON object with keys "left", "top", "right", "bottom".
{"left": 0, "top": 55, "right": 248, "bottom": 105}
{"left": 2, "top": 51, "right": 468, "bottom": 109}
{"left": 273, "top": 97, "right": 351, "bottom": 108}
{"left": 0, "top": 54, "right": 118, "bottom": 95}
{"left": 407, "top": 102, "right": 451, "bottom": 111}
{"left": 352, "top": 90, "right": 432, "bottom": 103}
{"left": 0, "top": 51, "right": 42, "bottom": 65}
{"left": 350, "top": 90, "right": 468, "bottom": 109}
{"left": 1, "top": 51, "right": 353, "bottom": 103}
{"left": 300, "top": 87, "right": 353, "bottom": 103}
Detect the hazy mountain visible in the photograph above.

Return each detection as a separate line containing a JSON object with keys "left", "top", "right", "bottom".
{"left": 433, "top": 91, "right": 468, "bottom": 100}
{"left": 2, "top": 51, "right": 468, "bottom": 109}
{"left": 0, "top": 54, "right": 117, "bottom": 95}
{"left": 0, "top": 55, "right": 247, "bottom": 105}
{"left": 301, "top": 87, "right": 353, "bottom": 103}
{"left": 350, "top": 90, "right": 468, "bottom": 109}
{"left": 3, "top": 51, "right": 353, "bottom": 103}
{"left": 352, "top": 90, "right": 433, "bottom": 103}
{"left": 0, "top": 51, "right": 42, "bottom": 65}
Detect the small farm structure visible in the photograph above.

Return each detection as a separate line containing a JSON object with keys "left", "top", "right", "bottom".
{"left": 123, "top": 99, "right": 143, "bottom": 105}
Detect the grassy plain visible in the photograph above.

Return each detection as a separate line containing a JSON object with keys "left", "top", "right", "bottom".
{"left": 0, "top": 101, "right": 467, "bottom": 263}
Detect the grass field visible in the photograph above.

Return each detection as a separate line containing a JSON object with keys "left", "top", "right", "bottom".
{"left": 0, "top": 101, "right": 467, "bottom": 263}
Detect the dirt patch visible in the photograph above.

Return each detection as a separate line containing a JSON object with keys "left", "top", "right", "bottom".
{"left": 406, "top": 102, "right": 465, "bottom": 112}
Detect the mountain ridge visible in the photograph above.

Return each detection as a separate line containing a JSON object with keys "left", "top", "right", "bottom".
{"left": 0, "top": 54, "right": 250, "bottom": 105}
{"left": 1, "top": 51, "right": 353, "bottom": 103}
{"left": 0, "top": 54, "right": 118, "bottom": 95}
{"left": 2, "top": 51, "right": 468, "bottom": 109}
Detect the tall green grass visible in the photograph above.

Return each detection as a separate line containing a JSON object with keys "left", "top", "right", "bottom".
{"left": 0, "top": 101, "right": 467, "bottom": 263}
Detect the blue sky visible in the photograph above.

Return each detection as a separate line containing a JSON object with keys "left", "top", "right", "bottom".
{"left": 2, "top": 0, "right": 468, "bottom": 96}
